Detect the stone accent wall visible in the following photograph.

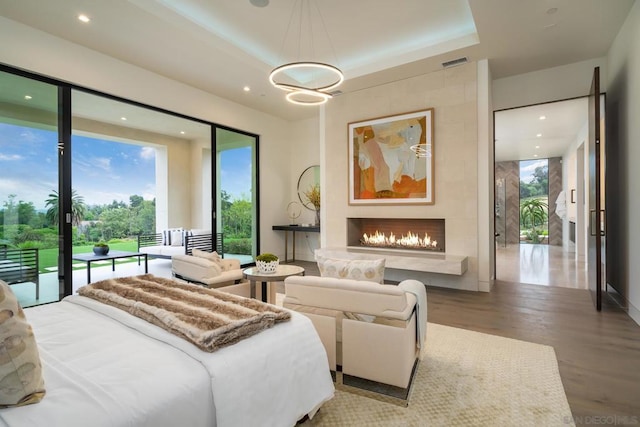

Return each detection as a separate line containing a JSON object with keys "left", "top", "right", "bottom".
{"left": 324, "top": 61, "right": 479, "bottom": 291}
{"left": 495, "top": 161, "right": 520, "bottom": 244}
{"left": 548, "top": 157, "right": 563, "bottom": 246}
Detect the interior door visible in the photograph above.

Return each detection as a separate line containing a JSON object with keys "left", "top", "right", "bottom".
{"left": 588, "top": 66, "right": 605, "bottom": 311}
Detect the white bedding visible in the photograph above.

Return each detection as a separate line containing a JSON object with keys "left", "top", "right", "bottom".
{"left": 0, "top": 295, "right": 334, "bottom": 427}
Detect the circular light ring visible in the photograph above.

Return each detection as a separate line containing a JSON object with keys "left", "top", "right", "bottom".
{"left": 269, "top": 62, "right": 344, "bottom": 93}
{"left": 286, "top": 89, "right": 331, "bottom": 106}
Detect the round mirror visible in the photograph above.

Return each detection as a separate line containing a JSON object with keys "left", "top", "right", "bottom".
{"left": 297, "top": 165, "right": 320, "bottom": 210}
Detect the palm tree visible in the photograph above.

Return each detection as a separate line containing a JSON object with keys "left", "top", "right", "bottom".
{"left": 520, "top": 198, "right": 548, "bottom": 229}
{"left": 520, "top": 198, "right": 548, "bottom": 243}
{"left": 45, "top": 189, "right": 87, "bottom": 226}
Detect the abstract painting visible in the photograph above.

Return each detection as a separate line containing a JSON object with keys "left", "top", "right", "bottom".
{"left": 348, "top": 109, "right": 434, "bottom": 205}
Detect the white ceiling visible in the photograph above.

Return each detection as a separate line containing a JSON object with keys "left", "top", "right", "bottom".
{"left": 0, "top": 0, "right": 634, "bottom": 157}
{"left": 0, "top": 0, "right": 633, "bottom": 122}
{"left": 495, "top": 98, "right": 588, "bottom": 162}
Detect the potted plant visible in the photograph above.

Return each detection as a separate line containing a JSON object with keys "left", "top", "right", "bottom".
{"left": 93, "top": 241, "right": 110, "bottom": 255}
{"left": 256, "top": 252, "right": 279, "bottom": 274}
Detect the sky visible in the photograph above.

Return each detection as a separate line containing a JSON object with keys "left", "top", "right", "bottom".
{"left": 0, "top": 122, "right": 251, "bottom": 211}
{"left": 220, "top": 147, "right": 252, "bottom": 201}
{"left": 519, "top": 159, "right": 548, "bottom": 184}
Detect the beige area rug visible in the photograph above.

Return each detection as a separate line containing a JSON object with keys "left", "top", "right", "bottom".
{"left": 305, "top": 323, "right": 575, "bottom": 427}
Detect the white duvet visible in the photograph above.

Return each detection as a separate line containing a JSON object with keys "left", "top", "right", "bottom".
{"left": 0, "top": 295, "right": 334, "bottom": 427}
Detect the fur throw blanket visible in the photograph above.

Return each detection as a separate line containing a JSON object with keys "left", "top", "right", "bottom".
{"left": 77, "top": 274, "right": 290, "bottom": 352}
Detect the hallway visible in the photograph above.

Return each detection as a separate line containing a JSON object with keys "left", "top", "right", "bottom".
{"left": 496, "top": 243, "right": 588, "bottom": 289}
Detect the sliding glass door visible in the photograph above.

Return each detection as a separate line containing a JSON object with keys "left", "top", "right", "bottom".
{"left": 70, "top": 89, "right": 213, "bottom": 289}
{"left": 215, "top": 128, "right": 258, "bottom": 264}
{"left": 0, "top": 70, "right": 61, "bottom": 307}
{"left": 1, "top": 64, "right": 258, "bottom": 305}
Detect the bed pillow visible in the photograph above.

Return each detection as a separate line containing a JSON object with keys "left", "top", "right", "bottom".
{"left": 0, "top": 280, "right": 46, "bottom": 408}
{"left": 316, "top": 255, "right": 386, "bottom": 284}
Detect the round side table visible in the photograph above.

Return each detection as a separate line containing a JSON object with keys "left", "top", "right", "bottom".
{"left": 242, "top": 264, "right": 305, "bottom": 303}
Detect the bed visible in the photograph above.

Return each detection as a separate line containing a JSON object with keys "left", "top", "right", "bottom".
{"left": 0, "top": 278, "right": 334, "bottom": 427}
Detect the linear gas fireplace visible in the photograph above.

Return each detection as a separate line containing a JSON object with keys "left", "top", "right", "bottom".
{"left": 347, "top": 218, "right": 445, "bottom": 252}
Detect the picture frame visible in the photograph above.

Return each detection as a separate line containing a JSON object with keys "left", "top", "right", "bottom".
{"left": 348, "top": 108, "right": 434, "bottom": 205}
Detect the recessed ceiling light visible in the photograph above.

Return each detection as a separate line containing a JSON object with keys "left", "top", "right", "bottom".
{"left": 78, "top": 14, "right": 90, "bottom": 23}
{"left": 536, "top": 133, "right": 542, "bottom": 137}
{"left": 243, "top": 86, "right": 251, "bottom": 92}
{"left": 535, "top": 145, "right": 540, "bottom": 149}
{"left": 121, "top": 117, "right": 127, "bottom": 121}
{"left": 534, "top": 154, "right": 539, "bottom": 157}
{"left": 539, "top": 115, "right": 546, "bottom": 120}
{"left": 24, "top": 95, "right": 32, "bottom": 100}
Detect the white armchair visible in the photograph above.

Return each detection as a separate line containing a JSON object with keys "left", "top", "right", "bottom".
{"left": 283, "top": 275, "right": 427, "bottom": 390}
{"left": 171, "top": 250, "right": 249, "bottom": 297}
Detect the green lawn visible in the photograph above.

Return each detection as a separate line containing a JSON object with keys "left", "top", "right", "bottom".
{"left": 38, "top": 239, "right": 139, "bottom": 273}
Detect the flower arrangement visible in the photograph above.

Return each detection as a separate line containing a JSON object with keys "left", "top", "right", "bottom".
{"left": 304, "top": 184, "right": 320, "bottom": 210}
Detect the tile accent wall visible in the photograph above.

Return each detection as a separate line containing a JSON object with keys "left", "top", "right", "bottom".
{"left": 323, "top": 62, "right": 479, "bottom": 291}
{"left": 495, "top": 161, "right": 521, "bottom": 244}
{"left": 548, "top": 157, "right": 563, "bottom": 246}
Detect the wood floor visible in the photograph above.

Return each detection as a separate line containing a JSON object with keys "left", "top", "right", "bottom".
{"left": 291, "top": 261, "right": 640, "bottom": 425}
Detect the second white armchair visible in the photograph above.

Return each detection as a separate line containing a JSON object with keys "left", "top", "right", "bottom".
{"left": 171, "top": 249, "right": 249, "bottom": 297}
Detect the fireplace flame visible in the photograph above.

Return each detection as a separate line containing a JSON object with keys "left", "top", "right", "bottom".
{"left": 361, "top": 230, "right": 438, "bottom": 250}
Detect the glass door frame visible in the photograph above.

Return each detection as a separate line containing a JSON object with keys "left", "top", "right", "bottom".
{"left": 212, "top": 124, "right": 260, "bottom": 263}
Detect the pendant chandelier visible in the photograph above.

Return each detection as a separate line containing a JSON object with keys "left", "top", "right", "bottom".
{"left": 269, "top": 0, "right": 343, "bottom": 106}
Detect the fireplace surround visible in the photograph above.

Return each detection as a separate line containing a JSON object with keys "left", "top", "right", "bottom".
{"left": 347, "top": 218, "right": 445, "bottom": 252}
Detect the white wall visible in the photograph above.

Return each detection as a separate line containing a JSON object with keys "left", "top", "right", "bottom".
{"left": 284, "top": 116, "right": 321, "bottom": 262}
{"left": 477, "top": 59, "right": 494, "bottom": 291}
{"left": 562, "top": 142, "right": 576, "bottom": 251}
{"left": 323, "top": 61, "right": 481, "bottom": 291}
{"left": 0, "top": 16, "right": 292, "bottom": 257}
{"left": 190, "top": 137, "right": 212, "bottom": 230}
{"left": 493, "top": 57, "right": 607, "bottom": 111}
{"left": 561, "top": 121, "right": 588, "bottom": 258}
{"left": 606, "top": 0, "right": 640, "bottom": 325}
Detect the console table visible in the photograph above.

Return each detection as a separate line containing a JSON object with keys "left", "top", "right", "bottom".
{"left": 272, "top": 225, "right": 320, "bottom": 263}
